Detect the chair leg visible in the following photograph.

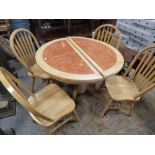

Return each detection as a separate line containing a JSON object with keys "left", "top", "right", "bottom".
{"left": 72, "top": 88, "right": 78, "bottom": 101}
{"left": 41, "top": 79, "right": 51, "bottom": 88}
{"left": 47, "top": 116, "right": 74, "bottom": 134}
{"left": 129, "top": 102, "right": 134, "bottom": 117}
{"left": 31, "top": 77, "right": 35, "bottom": 93}
{"left": 100, "top": 98, "right": 113, "bottom": 117}
{"left": 47, "top": 79, "right": 51, "bottom": 84}
{"left": 73, "top": 110, "right": 80, "bottom": 121}
{"left": 43, "top": 112, "right": 79, "bottom": 135}
{"left": 41, "top": 80, "right": 47, "bottom": 88}
{"left": 44, "top": 127, "right": 50, "bottom": 135}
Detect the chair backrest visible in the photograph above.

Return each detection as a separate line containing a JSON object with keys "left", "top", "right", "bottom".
{"left": 92, "top": 24, "right": 121, "bottom": 49}
{"left": 10, "top": 28, "right": 40, "bottom": 74}
{"left": 123, "top": 45, "right": 155, "bottom": 98}
{"left": 0, "top": 67, "right": 53, "bottom": 122}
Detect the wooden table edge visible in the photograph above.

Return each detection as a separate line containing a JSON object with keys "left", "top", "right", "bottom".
{"left": 35, "top": 38, "right": 103, "bottom": 84}
{"left": 67, "top": 36, "right": 124, "bottom": 78}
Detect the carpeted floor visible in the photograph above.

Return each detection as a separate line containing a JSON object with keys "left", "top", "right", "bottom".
{"left": 56, "top": 90, "right": 155, "bottom": 135}
{"left": 0, "top": 60, "right": 155, "bottom": 135}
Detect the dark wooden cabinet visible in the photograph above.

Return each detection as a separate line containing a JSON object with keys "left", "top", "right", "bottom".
{"left": 29, "top": 19, "right": 116, "bottom": 42}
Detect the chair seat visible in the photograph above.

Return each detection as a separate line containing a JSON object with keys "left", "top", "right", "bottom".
{"left": 28, "top": 64, "right": 51, "bottom": 79}
{"left": 105, "top": 75, "right": 140, "bottom": 101}
{"left": 28, "top": 84, "right": 75, "bottom": 126}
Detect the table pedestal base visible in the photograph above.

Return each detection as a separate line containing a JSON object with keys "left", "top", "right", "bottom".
{"left": 72, "top": 84, "right": 88, "bottom": 100}
{"left": 77, "top": 84, "right": 88, "bottom": 94}
{"left": 95, "top": 79, "right": 104, "bottom": 90}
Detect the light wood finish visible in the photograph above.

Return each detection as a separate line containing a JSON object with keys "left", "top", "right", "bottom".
{"left": 10, "top": 28, "right": 51, "bottom": 92}
{"left": 68, "top": 37, "right": 124, "bottom": 78}
{"left": 68, "top": 36, "right": 123, "bottom": 92}
{"left": 0, "top": 67, "right": 78, "bottom": 134}
{"left": 36, "top": 36, "right": 124, "bottom": 100}
{"left": 105, "top": 76, "right": 140, "bottom": 101}
{"left": 101, "top": 44, "right": 155, "bottom": 117}
{"left": 92, "top": 24, "right": 121, "bottom": 49}
{"left": 36, "top": 37, "right": 103, "bottom": 84}
{"left": 36, "top": 37, "right": 124, "bottom": 84}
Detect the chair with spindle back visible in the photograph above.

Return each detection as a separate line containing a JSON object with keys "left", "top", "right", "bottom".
{"left": 101, "top": 44, "right": 155, "bottom": 117}
{"left": 0, "top": 67, "right": 79, "bottom": 134}
{"left": 92, "top": 24, "right": 121, "bottom": 49}
{"left": 10, "top": 28, "right": 51, "bottom": 92}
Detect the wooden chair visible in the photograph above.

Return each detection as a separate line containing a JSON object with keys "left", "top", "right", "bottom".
{"left": 92, "top": 24, "right": 121, "bottom": 49}
{"left": 101, "top": 44, "right": 155, "bottom": 117}
{"left": 10, "top": 28, "right": 51, "bottom": 92}
{"left": 0, "top": 67, "right": 79, "bottom": 134}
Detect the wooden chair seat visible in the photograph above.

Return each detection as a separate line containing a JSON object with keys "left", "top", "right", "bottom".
{"left": 99, "top": 45, "right": 155, "bottom": 117}
{"left": 28, "top": 64, "right": 51, "bottom": 79}
{"left": 28, "top": 83, "right": 75, "bottom": 126}
{"left": 105, "top": 75, "right": 140, "bottom": 101}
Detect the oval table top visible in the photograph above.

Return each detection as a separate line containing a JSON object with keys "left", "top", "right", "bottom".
{"left": 36, "top": 36, "right": 124, "bottom": 84}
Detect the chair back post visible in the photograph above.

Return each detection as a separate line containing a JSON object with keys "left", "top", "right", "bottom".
{"left": 0, "top": 67, "right": 53, "bottom": 122}
{"left": 92, "top": 24, "right": 122, "bottom": 49}
{"left": 10, "top": 28, "right": 40, "bottom": 75}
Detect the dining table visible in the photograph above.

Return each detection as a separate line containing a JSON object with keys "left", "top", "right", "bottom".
{"left": 35, "top": 36, "right": 124, "bottom": 97}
